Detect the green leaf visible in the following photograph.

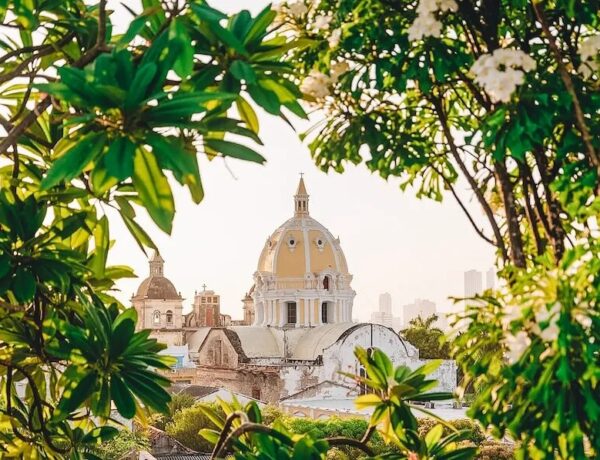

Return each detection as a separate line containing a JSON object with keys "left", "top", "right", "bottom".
{"left": 355, "top": 393, "right": 383, "bottom": 409}
{"left": 230, "top": 60, "right": 256, "bottom": 83}
{"left": 242, "top": 6, "right": 276, "bottom": 46}
{"left": 56, "top": 371, "right": 98, "bottom": 420}
{"left": 121, "top": 212, "right": 157, "bottom": 254}
{"left": 247, "top": 84, "right": 280, "bottom": 114}
{"left": 105, "top": 137, "right": 135, "bottom": 180}
{"left": 132, "top": 146, "right": 175, "bottom": 233}
{"left": 236, "top": 97, "right": 259, "bottom": 133}
{"left": 169, "top": 19, "right": 194, "bottom": 78}
{"left": 90, "top": 215, "right": 109, "bottom": 278}
{"left": 124, "top": 62, "right": 158, "bottom": 110}
{"left": 204, "top": 139, "right": 265, "bottom": 164}
{"left": 425, "top": 424, "right": 444, "bottom": 447}
{"left": 147, "top": 133, "right": 204, "bottom": 203}
{"left": 12, "top": 267, "right": 36, "bottom": 303}
{"left": 111, "top": 374, "right": 136, "bottom": 418}
{"left": 41, "top": 132, "right": 106, "bottom": 190}
{"left": 191, "top": 5, "right": 248, "bottom": 56}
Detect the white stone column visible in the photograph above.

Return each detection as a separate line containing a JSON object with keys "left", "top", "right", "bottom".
{"left": 279, "top": 300, "right": 286, "bottom": 327}
{"left": 316, "top": 299, "right": 322, "bottom": 325}
{"left": 304, "top": 299, "right": 310, "bottom": 326}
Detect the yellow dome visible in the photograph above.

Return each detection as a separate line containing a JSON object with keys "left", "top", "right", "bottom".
{"left": 257, "top": 179, "right": 349, "bottom": 277}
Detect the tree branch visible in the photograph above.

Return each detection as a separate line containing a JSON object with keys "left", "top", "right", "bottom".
{"left": 431, "top": 164, "right": 497, "bottom": 246}
{"left": 0, "top": 44, "right": 104, "bottom": 155}
{"left": 532, "top": 1, "right": 600, "bottom": 182}
{"left": 431, "top": 96, "right": 509, "bottom": 263}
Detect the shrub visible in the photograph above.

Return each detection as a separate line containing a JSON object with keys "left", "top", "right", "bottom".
{"left": 93, "top": 429, "right": 150, "bottom": 460}
{"left": 476, "top": 441, "right": 515, "bottom": 460}
{"left": 418, "top": 418, "right": 486, "bottom": 445}
{"left": 150, "top": 393, "right": 197, "bottom": 431}
{"left": 165, "top": 403, "right": 225, "bottom": 452}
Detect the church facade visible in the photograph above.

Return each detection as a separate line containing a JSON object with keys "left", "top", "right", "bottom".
{"left": 132, "top": 178, "right": 457, "bottom": 403}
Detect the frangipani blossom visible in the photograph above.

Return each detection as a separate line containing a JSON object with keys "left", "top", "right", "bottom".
{"left": 407, "top": 0, "right": 457, "bottom": 41}
{"left": 471, "top": 48, "right": 536, "bottom": 102}
{"left": 300, "top": 69, "right": 332, "bottom": 98}
{"left": 578, "top": 35, "right": 600, "bottom": 78}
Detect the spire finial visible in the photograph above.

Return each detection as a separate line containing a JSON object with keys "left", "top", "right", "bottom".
{"left": 294, "top": 175, "right": 309, "bottom": 216}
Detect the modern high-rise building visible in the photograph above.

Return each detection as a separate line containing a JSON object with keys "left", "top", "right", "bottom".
{"left": 379, "top": 292, "right": 392, "bottom": 315}
{"left": 371, "top": 292, "right": 394, "bottom": 327}
{"left": 464, "top": 269, "right": 483, "bottom": 297}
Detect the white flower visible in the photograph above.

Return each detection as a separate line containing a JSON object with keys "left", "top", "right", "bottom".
{"left": 288, "top": 1, "right": 308, "bottom": 17}
{"left": 501, "top": 304, "right": 523, "bottom": 328}
{"left": 579, "top": 35, "right": 600, "bottom": 61}
{"left": 532, "top": 302, "right": 561, "bottom": 343}
{"left": 574, "top": 312, "right": 592, "bottom": 329}
{"left": 471, "top": 48, "right": 536, "bottom": 103}
{"left": 330, "top": 61, "right": 349, "bottom": 82}
{"left": 408, "top": 13, "right": 442, "bottom": 41}
{"left": 328, "top": 28, "right": 342, "bottom": 48}
{"left": 271, "top": 2, "right": 285, "bottom": 13}
{"left": 504, "top": 331, "right": 531, "bottom": 364}
{"left": 578, "top": 36, "right": 600, "bottom": 79}
{"left": 313, "top": 14, "right": 333, "bottom": 31}
{"left": 408, "top": 0, "right": 456, "bottom": 41}
{"left": 300, "top": 69, "right": 331, "bottom": 98}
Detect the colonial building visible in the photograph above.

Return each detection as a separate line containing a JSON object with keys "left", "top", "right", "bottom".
{"left": 133, "top": 178, "right": 457, "bottom": 403}
{"left": 186, "top": 288, "right": 221, "bottom": 328}
{"left": 131, "top": 253, "right": 185, "bottom": 347}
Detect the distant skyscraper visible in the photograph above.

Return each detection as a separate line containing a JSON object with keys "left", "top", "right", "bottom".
{"left": 402, "top": 298, "right": 436, "bottom": 326}
{"left": 485, "top": 267, "right": 496, "bottom": 290}
{"left": 464, "top": 269, "right": 483, "bottom": 297}
{"left": 371, "top": 292, "right": 394, "bottom": 328}
{"left": 379, "top": 292, "right": 392, "bottom": 315}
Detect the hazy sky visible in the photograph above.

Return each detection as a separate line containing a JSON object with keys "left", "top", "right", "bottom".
{"left": 108, "top": 1, "right": 495, "bottom": 321}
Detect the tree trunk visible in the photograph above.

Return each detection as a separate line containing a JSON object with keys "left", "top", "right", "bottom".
{"left": 494, "top": 160, "right": 526, "bottom": 268}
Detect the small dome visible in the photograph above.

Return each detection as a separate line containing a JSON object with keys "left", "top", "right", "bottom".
{"left": 135, "top": 276, "right": 181, "bottom": 300}
{"left": 133, "top": 251, "right": 180, "bottom": 300}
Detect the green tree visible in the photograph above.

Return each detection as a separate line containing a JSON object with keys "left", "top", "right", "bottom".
{"left": 150, "top": 392, "right": 197, "bottom": 431}
{"left": 93, "top": 429, "right": 150, "bottom": 460}
{"left": 165, "top": 403, "right": 225, "bottom": 452}
{"left": 279, "top": 0, "right": 600, "bottom": 457}
{"left": 0, "top": 1, "right": 305, "bottom": 456}
{"left": 400, "top": 314, "right": 451, "bottom": 360}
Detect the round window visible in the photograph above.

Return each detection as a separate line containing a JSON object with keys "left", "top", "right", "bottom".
{"left": 290, "top": 239, "right": 295, "bottom": 245}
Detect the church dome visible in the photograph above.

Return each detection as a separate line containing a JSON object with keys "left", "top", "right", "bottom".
{"left": 256, "top": 178, "right": 349, "bottom": 277}
{"left": 133, "top": 252, "right": 181, "bottom": 300}
{"left": 135, "top": 276, "right": 180, "bottom": 300}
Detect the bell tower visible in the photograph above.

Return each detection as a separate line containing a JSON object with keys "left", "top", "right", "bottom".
{"left": 294, "top": 174, "right": 309, "bottom": 217}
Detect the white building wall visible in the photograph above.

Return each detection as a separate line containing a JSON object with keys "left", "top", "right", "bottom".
{"left": 279, "top": 324, "right": 456, "bottom": 399}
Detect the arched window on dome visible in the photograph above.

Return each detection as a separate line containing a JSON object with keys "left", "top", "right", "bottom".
{"left": 166, "top": 310, "right": 173, "bottom": 325}
{"left": 323, "top": 275, "right": 331, "bottom": 291}
{"left": 153, "top": 310, "right": 161, "bottom": 326}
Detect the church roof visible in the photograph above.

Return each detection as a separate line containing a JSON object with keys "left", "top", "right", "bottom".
{"left": 134, "top": 275, "right": 180, "bottom": 300}
{"left": 289, "top": 323, "right": 361, "bottom": 361}
{"left": 227, "top": 326, "right": 282, "bottom": 358}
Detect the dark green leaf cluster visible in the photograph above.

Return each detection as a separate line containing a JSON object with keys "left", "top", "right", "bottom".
{"left": 0, "top": 0, "right": 306, "bottom": 456}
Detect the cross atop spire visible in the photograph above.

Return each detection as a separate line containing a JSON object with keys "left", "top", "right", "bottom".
{"left": 294, "top": 175, "right": 309, "bottom": 216}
